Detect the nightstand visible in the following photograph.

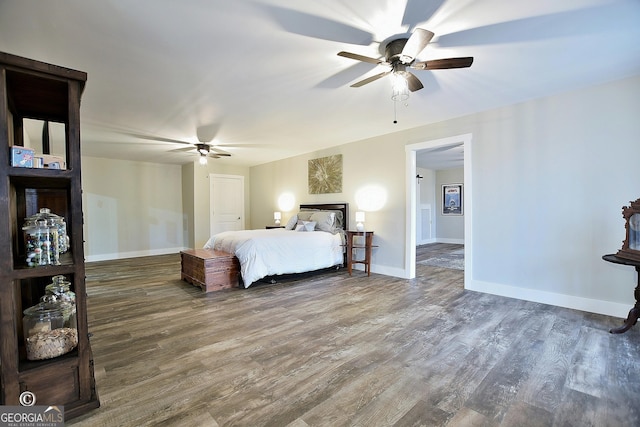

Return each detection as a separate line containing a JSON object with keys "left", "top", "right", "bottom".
{"left": 266, "top": 225, "right": 285, "bottom": 229}
{"left": 345, "top": 230, "right": 377, "bottom": 276}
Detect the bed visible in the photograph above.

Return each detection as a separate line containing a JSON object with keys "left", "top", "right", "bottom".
{"left": 203, "top": 203, "right": 349, "bottom": 288}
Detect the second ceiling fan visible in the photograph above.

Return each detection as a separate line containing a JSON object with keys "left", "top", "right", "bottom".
{"left": 338, "top": 28, "right": 473, "bottom": 93}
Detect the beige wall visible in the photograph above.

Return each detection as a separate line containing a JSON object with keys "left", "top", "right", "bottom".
{"left": 249, "top": 75, "right": 640, "bottom": 317}
{"left": 251, "top": 135, "right": 408, "bottom": 275}
{"left": 82, "top": 157, "right": 185, "bottom": 261}
{"left": 82, "top": 157, "right": 251, "bottom": 259}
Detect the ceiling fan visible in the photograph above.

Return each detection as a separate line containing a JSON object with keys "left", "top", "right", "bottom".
{"left": 127, "top": 126, "right": 233, "bottom": 164}
{"left": 172, "top": 141, "right": 232, "bottom": 160}
{"left": 338, "top": 28, "right": 473, "bottom": 93}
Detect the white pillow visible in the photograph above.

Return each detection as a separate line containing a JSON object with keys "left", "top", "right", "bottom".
{"left": 295, "top": 220, "right": 316, "bottom": 232}
{"left": 284, "top": 215, "right": 298, "bottom": 230}
{"left": 310, "top": 211, "right": 336, "bottom": 233}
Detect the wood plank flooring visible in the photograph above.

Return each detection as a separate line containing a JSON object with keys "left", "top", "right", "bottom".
{"left": 68, "top": 244, "right": 640, "bottom": 426}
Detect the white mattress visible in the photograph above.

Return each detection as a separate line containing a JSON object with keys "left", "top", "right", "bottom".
{"left": 204, "top": 229, "right": 344, "bottom": 288}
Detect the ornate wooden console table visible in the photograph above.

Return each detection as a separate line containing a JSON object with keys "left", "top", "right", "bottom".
{"left": 602, "top": 254, "right": 640, "bottom": 334}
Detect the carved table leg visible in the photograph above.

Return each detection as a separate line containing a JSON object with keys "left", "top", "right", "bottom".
{"left": 610, "top": 266, "right": 640, "bottom": 334}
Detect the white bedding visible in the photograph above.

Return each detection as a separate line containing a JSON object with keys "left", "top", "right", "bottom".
{"left": 203, "top": 229, "right": 344, "bottom": 288}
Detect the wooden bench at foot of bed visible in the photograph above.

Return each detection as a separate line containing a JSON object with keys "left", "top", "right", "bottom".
{"left": 180, "top": 249, "right": 240, "bottom": 292}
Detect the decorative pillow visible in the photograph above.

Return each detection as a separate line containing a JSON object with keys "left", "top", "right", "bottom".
{"left": 330, "top": 210, "right": 344, "bottom": 229}
{"left": 310, "top": 211, "right": 336, "bottom": 233}
{"left": 296, "top": 211, "right": 314, "bottom": 221}
{"left": 284, "top": 215, "right": 298, "bottom": 230}
{"left": 295, "top": 220, "right": 316, "bottom": 232}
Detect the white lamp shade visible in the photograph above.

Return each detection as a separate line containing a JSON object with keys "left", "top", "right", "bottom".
{"left": 355, "top": 211, "right": 365, "bottom": 231}
{"left": 274, "top": 211, "right": 281, "bottom": 224}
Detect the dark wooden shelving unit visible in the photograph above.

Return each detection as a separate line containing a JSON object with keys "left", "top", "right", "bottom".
{"left": 0, "top": 52, "right": 99, "bottom": 419}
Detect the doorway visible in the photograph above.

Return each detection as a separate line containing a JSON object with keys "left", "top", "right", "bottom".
{"left": 405, "top": 133, "right": 472, "bottom": 288}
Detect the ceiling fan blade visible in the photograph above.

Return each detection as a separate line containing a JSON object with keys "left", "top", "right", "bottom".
{"left": 412, "top": 57, "right": 474, "bottom": 70}
{"left": 401, "top": 28, "right": 434, "bottom": 61}
{"left": 316, "top": 61, "right": 378, "bottom": 89}
{"left": 210, "top": 147, "right": 231, "bottom": 156}
{"left": 196, "top": 123, "right": 222, "bottom": 143}
{"left": 263, "top": 5, "right": 373, "bottom": 45}
{"left": 350, "top": 70, "right": 391, "bottom": 87}
{"left": 127, "top": 133, "right": 192, "bottom": 145}
{"left": 169, "top": 146, "right": 195, "bottom": 153}
{"left": 402, "top": 0, "right": 446, "bottom": 30}
{"left": 405, "top": 72, "right": 424, "bottom": 92}
{"left": 337, "top": 51, "right": 384, "bottom": 65}
{"left": 203, "top": 143, "right": 266, "bottom": 149}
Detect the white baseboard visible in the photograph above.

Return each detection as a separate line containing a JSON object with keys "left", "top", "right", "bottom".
{"left": 467, "top": 279, "right": 629, "bottom": 319}
{"left": 417, "top": 238, "right": 437, "bottom": 245}
{"left": 366, "top": 264, "right": 409, "bottom": 279}
{"left": 85, "top": 247, "right": 188, "bottom": 263}
{"left": 436, "top": 238, "right": 465, "bottom": 244}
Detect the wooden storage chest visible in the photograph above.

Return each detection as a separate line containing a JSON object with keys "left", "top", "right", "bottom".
{"left": 180, "top": 249, "right": 240, "bottom": 292}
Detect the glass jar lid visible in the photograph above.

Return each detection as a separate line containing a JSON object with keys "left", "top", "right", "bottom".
{"left": 23, "top": 207, "right": 65, "bottom": 228}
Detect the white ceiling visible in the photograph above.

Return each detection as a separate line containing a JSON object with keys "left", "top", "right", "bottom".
{"left": 1, "top": 0, "right": 639, "bottom": 169}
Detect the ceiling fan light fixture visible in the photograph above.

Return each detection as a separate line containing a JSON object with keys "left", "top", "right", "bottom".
{"left": 195, "top": 143, "right": 209, "bottom": 156}
{"left": 195, "top": 143, "right": 209, "bottom": 165}
{"left": 391, "top": 72, "right": 409, "bottom": 102}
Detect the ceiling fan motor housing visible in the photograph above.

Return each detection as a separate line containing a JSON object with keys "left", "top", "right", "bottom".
{"left": 385, "top": 38, "right": 411, "bottom": 64}
{"left": 195, "top": 143, "right": 209, "bottom": 155}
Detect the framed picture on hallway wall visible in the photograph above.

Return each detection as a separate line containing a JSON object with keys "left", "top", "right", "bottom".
{"left": 442, "top": 184, "right": 463, "bottom": 216}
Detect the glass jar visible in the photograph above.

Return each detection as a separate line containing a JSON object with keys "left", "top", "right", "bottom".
{"left": 23, "top": 207, "right": 69, "bottom": 256}
{"left": 23, "top": 303, "right": 78, "bottom": 360}
{"left": 43, "top": 275, "right": 77, "bottom": 329}
{"left": 23, "top": 219, "right": 59, "bottom": 266}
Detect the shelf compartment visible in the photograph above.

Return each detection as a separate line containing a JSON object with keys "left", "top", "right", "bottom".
{"left": 18, "top": 354, "right": 81, "bottom": 406}
{"left": 9, "top": 183, "right": 74, "bottom": 270}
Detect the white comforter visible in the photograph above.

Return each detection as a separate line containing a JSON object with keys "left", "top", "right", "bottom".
{"left": 203, "top": 229, "right": 344, "bottom": 288}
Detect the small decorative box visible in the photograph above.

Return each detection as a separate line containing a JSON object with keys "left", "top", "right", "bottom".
{"left": 11, "top": 146, "right": 35, "bottom": 168}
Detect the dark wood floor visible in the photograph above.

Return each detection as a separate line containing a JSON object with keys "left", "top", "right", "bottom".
{"left": 68, "top": 243, "right": 640, "bottom": 426}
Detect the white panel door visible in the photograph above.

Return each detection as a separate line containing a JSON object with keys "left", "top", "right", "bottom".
{"left": 210, "top": 174, "right": 244, "bottom": 235}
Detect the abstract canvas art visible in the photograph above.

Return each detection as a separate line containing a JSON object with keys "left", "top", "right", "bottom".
{"left": 308, "top": 154, "right": 342, "bottom": 194}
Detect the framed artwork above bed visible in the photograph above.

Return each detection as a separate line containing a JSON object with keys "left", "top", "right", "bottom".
{"left": 308, "top": 155, "right": 343, "bottom": 194}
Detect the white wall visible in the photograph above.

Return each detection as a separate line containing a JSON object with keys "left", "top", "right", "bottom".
{"left": 462, "top": 76, "right": 639, "bottom": 317}
{"left": 82, "top": 157, "right": 251, "bottom": 260}
{"left": 82, "top": 157, "right": 186, "bottom": 261}
{"left": 435, "top": 168, "right": 464, "bottom": 243}
{"left": 249, "top": 75, "right": 640, "bottom": 317}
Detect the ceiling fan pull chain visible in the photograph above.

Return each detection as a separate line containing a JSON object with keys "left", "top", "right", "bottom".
{"left": 393, "top": 99, "right": 398, "bottom": 124}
